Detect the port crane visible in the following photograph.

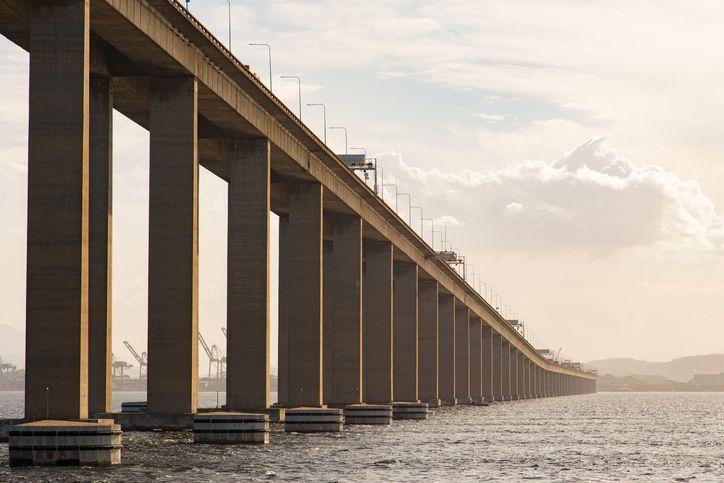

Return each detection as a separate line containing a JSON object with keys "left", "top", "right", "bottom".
{"left": 123, "top": 341, "right": 147, "bottom": 379}
{"left": 199, "top": 333, "right": 226, "bottom": 380}
{"left": 111, "top": 353, "right": 133, "bottom": 381}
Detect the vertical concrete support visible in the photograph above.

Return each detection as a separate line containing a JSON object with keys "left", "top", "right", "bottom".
{"left": 517, "top": 351, "right": 525, "bottom": 399}
{"left": 492, "top": 332, "right": 502, "bottom": 401}
{"left": 438, "top": 294, "right": 456, "bottom": 404}
{"left": 330, "top": 216, "right": 363, "bottom": 405}
{"left": 501, "top": 340, "right": 511, "bottom": 401}
{"left": 510, "top": 347, "right": 518, "bottom": 400}
{"left": 322, "top": 241, "right": 333, "bottom": 403}
{"left": 88, "top": 75, "right": 112, "bottom": 416}
{"left": 537, "top": 366, "right": 543, "bottom": 397}
{"left": 454, "top": 305, "right": 470, "bottom": 403}
{"left": 482, "top": 325, "right": 493, "bottom": 403}
{"left": 277, "top": 215, "right": 289, "bottom": 406}
{"left": 526, "top": 360, "right": 533, "bottom": 398}
{"left": 26, "top": 0, "right": 90, "bottom": 420}
{"left": 418, "top": 280, "right": 439, "bottom": 404}
{"left": 469, "top": 316, "right": 482, "bottom": 403}
{"left": 393, "top": 263, "right": 418, "bottom": 402}
{"left": 287, "top": 183, "right": 324, "bottom": 407}
{"left": 363, "top": 242, "right": 393, "bottom": 403}
{"left": 147, "top": 76, "right": 199, "bottom": 415}
{"left": 227, "top": 138, "right": 271, "bottom": 410}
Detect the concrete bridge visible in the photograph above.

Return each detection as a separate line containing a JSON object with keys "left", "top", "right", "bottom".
{"left": 0, "top": 0, "right": 595, "bottom": 422}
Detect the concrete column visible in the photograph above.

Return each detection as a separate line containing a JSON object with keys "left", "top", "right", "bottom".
{"left": 438, "top": 294, "right": 456, "bottom": 404}
{"left": 517, "top": 351, "right": 525, "bottom": 399}
{"left": 323, "top": 241, "right": 333, "bottom": 403}
{"left": 501, "top": 340, "right": 511, "bottom": 401}
{"left": 88, "top": 75, "right": 113, "bottom": 416}
{"left": 469, "top": 316, "right": 482, "bottom": 404}
{"left": 330, "top": 216, "right": 363, "bottom": 405}
{"left": 510, "top": 347, "right": 518, "bottom": 400}
{"left": 454, "top": 305, "right": 470, "bottom": 403}
{"left": 526, "top": 360, "right": 533, "bottom": 398}
{"left": 287, "top": 183, "right": 324, "bottom": 407}
{"left": 277, "top": 215, "right": 289, "bottom": 406}
{"left": 537, "top": 366, "right": 543, "bottom": 397}
{"left": 363, "top": 242, "right": 393, "bottom": 403}
{"left": 492, "top": 332, "right": 502, "bottom": 401}
{"left": 482, "top": 324, "right": 493, "bottom": 403}
{"left": 393, "top": 263, "right": 418, "bottom": 402}
{"left": 147, "top": 76, "right": 199, "bottom": 415}
{"left": 26, "top": 0, "right": 90, "bottom": 420}
{"left": 227, "top": 138, "right": 270, "bottom": 410}
{"left": 418, "top": 280, "right": 439, "bottom": 404}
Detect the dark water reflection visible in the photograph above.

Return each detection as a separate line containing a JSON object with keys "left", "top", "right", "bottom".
{"left": 1, "top": 392, "right": 722, "bottom": 481}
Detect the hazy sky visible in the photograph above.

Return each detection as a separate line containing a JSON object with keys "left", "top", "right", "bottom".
{"left": 1, "top": 0, "right": 724, "bottom": 367}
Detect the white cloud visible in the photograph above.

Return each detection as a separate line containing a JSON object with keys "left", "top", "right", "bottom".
{"left": 477, "top": 112, "right": 506, "bottom": 123}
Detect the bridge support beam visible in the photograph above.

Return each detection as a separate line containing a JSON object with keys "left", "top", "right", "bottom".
{"left": 418, "top": 280, "right": 439, "bottom": 405}
{"left": 492, "top": 332, "right": 502, "bottom": 401}
{"left": 25, "top": 0, "right": 91, "bottom": 420}
{"left": 454, "top": 305, "right": 470, "bottom": 404}
{"left": 482, "top": 325, "right": 493, "bottom": 403}
{"left": 88, "top": 74, "right": 113, "bottom": 416}
{"left": 438, "top": 294, "right": 456, "bottom": 405}
{"left": 510, "top": 347, "right": 518, "bottom": 400}
{"left": 287, "top": 183, "right": 324, "bottom": 407}
{"left": 330, "top": 216, "right": 363, "bottom": 405}
{"left": 501, "top": 340, "right": 511, "bottom": 400}
{"left": 517, "top": 351, "right": 525, "bottom": 399}
{"left": 278, "top": 215, "right": 289, "bottom": 406}
{"left": 363, "top": 242, "right": 393, "bottom": 403}
{"left": 393, "top": 263, "right": 418, "bottom": 402}
{"left": 226, "top": 138, "right": 271, "bottom": 410}
{"left": 147, "top": 76, "right": 199, "bottom": 415}
{"left": 469, "top": 316, "right": 482, "bottom": 404}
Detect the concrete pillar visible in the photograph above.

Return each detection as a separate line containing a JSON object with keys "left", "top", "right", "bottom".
{"left": 517, "top": 351, "right": 525, "bottom": 399}
{"left": 277, "top": 215, "right": 289, "bottom": 406}
{"left": 501, "top": 340, "right": 511, "bottom": 401}
{"left": 438, "top": 294, "right": 456, "bottom": 404}
{"left": 492, "top": 332, "right": 502, "bottom": 401}
{"left": 330, "top": 216, "right": 363, "bottom": 405}
{"left": 418, "top": 280, "right": 439, "bottom": 404}
{"left": 26, "top": 0, "right": 90, "bottom": 420}
{"left": 287, "top": 183, "right": 324, "bottom": 407}
{"left": 88, "top": 75, "right": 113, "bottom": 416}
{"left": 469, "top": 316, "right": 482, "bottom": 403}
{"left": 227, "top": 138, "right": 271, "bottom": 410}
{"left": 393, "top": 263, "right": 418, "bottom": 402}
{"left": 526, "top": 360, "right": 534, "bottom": 398}
{"left": 454, "top": 305, "right": 470, "bottom": 403}
{"left": 482, "top": 325, "right": 493, "bottom": 403}
{"left": 510, "top": 347, "right": 518, "bottom": 400}
{"left": 147, "top": 76, "right": 199, "bottom": 415}
{"left": 363, "top": 242, "right": 393, "bottom": 403}
{"left": 323, "top": 241, "right": 333, "bottom": 403}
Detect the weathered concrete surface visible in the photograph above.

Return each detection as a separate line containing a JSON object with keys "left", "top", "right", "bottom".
{"left": 501, "top": 340, "right": 511, "bottom": 400}
{"left": 492, "top": 332, "right": 502, "bottom": 401}
{"left": 455, "top": 305, "right": 470, "bottom": 403}
{"left": 363, "top": 242, "right": 394, "bottom": 403}
{"left": 510, "top": 347, "right": 519, "bottom": 400}
{"left": 418, "top": 280, "right": 439, "bottom": 405}
{"left": 323, "top": 240, "right": 334, "bottom": 404}
{"left": 277, "top": 215, "right": 289, "bottom": 406}
{"left": 330, "top": 216, "right": 363, "bottom": 405}
{"left": 469, "top": 316, "right": 482, "bottom": 403}
{"left": 438, "top": 294, "right": 456, "bottom": 405}
{"left": 393, "top": 262, "right": 418, "bottom": 402}
{"left": 287, "top": 183, "right": 324, "bottom": 407}
{"left": 147, "top": 76, "right": 199, "bottom": 415}
{"left": 517, "top": 351, "right": 526, "bottom": 399}
{"left": 482, "top": 325, "right": 493, "bottom": 403}
{"left": 227, "top": 138, "right": 271, "bottom": 410}
{"left": 25, "top": 0, "right": 90, "bottom": 420}
{"left": 88, "top": 74, "right": 113, "bottom": 416}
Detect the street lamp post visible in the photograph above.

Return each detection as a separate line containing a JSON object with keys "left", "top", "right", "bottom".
{"left": 410, "top": 206, "right": 423, "bottom": 234}
{"left": 329, "top": 126, "right": 348, "bottom": 154}
{"left": 249, "top": 43, "right": 273, "bottom": 91}
{"left": 226, "top": 0, "right": 231, "bottom": 50}
{"left": 383, "top": 183, "right": 398, "bottom": 211}
{"left": 396, "top": 192, "right": 411, "bottom": 224}
{"left": 280, "top": 74, "right": 302, "bottom": 119}
{"left": 306, "top": 103, "right": 326, "bottom": 143}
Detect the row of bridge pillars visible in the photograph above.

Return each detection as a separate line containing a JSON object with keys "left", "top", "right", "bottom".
{"left": 22, "top": 0, "right": 595, "bottom": 421}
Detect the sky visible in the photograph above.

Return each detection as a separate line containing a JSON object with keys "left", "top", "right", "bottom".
{"left": 1, "top": 0, "right": 724, "bottom": 368}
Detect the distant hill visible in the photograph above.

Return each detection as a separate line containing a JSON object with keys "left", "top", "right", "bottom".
{"left": 0, "top": 323, "right": 24, "bottom": 368}
{"left": 587, "top": 354, "right": 724, "bottom": 382}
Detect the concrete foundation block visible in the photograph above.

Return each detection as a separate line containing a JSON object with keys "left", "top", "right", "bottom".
{"left": 97, "top": 412, "right": 193, "bottom": 431}
{"left": 120, "top": 401, "right": 147, "bottom": 413}
{"left": 193, "top": 412, "right": 269, "bottom": 445}
{"left": 441, "top": 398, "right": 458, "bottom": 406}
{"left": 284, "top": 407, "right": 344, "bottom": 433}
{"left": 344, "top": 404, "right": 392, "bottom": 425}
{"left": 8, "top": 420, "right": 121, "bottom": 466}
{"left": 392, "top": 402, "right": 429, "bottom": 420}
{"left": 424, "top": 399, "right": 442, "bottom": 408}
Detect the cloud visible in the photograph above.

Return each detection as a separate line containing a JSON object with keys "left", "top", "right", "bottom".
{"left": 477, "top": 112, "right": 506, "bottom": 123}
{"left": 384, "top": 137, "right": 724, "bottom": 254}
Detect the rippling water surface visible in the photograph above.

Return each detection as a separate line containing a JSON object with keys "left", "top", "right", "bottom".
{"left": 1, "top": 391, "right": 722, "bottom": 481}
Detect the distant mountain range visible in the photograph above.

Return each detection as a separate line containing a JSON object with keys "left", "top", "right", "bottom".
{"left": 586, "top": 354, "right": 724, "bottom": 382}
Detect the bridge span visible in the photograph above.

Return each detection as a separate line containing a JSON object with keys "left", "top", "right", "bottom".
{"left": 0, "top": 0, "right": 595, "bottom": 421}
